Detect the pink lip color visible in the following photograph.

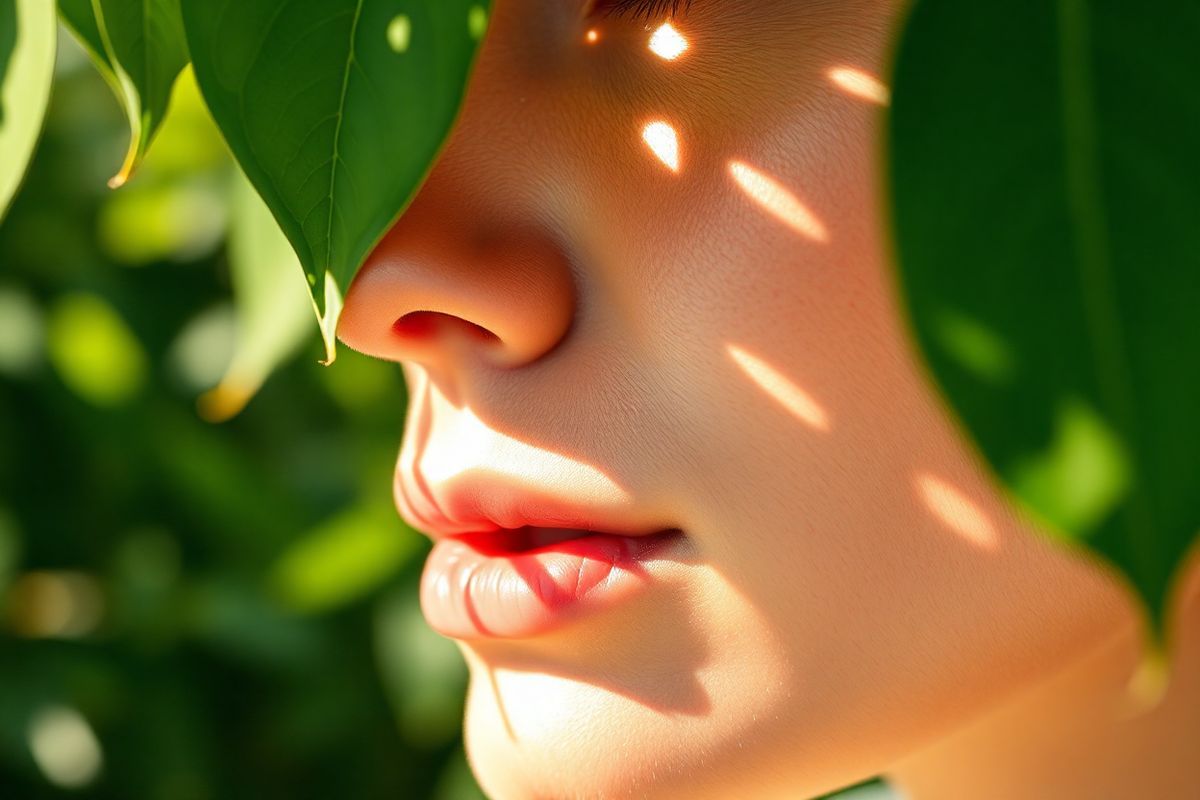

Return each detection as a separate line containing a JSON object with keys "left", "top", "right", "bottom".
{"left": 420, "top": 527, "right": 684, "bottom": 639}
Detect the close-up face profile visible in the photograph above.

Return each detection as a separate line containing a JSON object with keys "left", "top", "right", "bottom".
{"left": 335, "top": 1, "right": 1189, "bottom": 798}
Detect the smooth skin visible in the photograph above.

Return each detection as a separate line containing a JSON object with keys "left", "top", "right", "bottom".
{"left": 336, "top": 1, "right": 1200, "bottom": 797}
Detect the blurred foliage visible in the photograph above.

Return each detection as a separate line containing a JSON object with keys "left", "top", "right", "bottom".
{"left": 0, "top": 29, "right": 481, "bottom": 799}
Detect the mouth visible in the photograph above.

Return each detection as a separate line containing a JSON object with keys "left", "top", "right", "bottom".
{"left": 420, "top": 525, "right": 687, "bottom": 639}
{"left": 452, "top": 526, "right": 610, "bottom": 555}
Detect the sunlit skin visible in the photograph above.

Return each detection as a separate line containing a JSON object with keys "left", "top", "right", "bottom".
{"left": 337, "top": 1, "right": 1200, "bottom": 798}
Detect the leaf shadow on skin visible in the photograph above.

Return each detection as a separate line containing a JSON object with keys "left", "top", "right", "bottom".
{"left": 0, "top": 0, "right": 16, "bottom": 125}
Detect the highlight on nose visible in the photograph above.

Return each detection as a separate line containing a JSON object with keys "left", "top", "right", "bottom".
{"left": 336, "top": 224, "right": 576, "bottom": 370}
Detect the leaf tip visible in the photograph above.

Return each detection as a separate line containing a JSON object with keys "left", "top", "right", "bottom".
{"left": 312, "top": 272, "right": 345, "bottom": 367}
{"left": 108, "top": 137, "right": 144, "bottom": 189}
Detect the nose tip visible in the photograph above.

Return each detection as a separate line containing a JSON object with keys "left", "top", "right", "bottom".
{"left": 336, "top": 220, "right": 576, "bottom": 371}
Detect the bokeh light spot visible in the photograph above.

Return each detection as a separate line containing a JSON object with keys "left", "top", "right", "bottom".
{"left": 7, "top": 571, "right": 104, "bottom": 638}
{"left": 0, "top": 288, "right": 45, "bottom": 377}
{"left": 47, "top": 293, "right": 147, "bottom": 407}
{"left": 28, "top": 706, "right": 103, "bottom": 789}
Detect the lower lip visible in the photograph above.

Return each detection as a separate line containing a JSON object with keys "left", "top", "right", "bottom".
{"left": 419, "top": 528, "right": 685, "bottom": 639}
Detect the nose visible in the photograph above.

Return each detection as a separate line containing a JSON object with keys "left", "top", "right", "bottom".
{"left": 336, "top": 162, "right": 577, "bottom": 372}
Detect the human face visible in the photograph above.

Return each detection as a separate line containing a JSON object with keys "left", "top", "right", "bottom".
{"left": 336, "top": 1, "right": 1132, "bottom": 797}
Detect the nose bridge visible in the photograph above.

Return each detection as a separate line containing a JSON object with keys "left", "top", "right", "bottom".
{"left": 335, "top": 92, "right": 577, "bottom": 374}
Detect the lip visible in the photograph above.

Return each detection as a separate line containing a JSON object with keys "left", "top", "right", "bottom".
{"left": 420, "top": 526, "right": 686, "bottom": 639}
{"left": 396, "top": 474, "right": 687, "bottom": 639}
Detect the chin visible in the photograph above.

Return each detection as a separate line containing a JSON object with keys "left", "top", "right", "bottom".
{"left": 452, "top": 611, "right": 879, "bottom": 800}
{"left": 461, "top": 668, "right": 678, "bottom": 800}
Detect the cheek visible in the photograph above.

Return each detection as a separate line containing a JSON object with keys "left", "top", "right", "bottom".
{"left": 558, "top": 13, "right": 1129, "bottom": 790}
{"left": 436, "top": 1, "right": 1127, "bottom": 795}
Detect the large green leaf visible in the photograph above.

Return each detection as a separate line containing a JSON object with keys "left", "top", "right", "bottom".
{"left": 58, "top": 0, "right": 189, "bottom": 187}
{"left": 889, "top": 0, "right": 1200, "bottom": 640}
{"left": 181, "top": 0, "right": 490, "bottom": 363}
{"left": 0, "top": 0, "right": 56, "bottom": 222}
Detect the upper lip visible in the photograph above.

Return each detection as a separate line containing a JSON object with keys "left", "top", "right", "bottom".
{"left": 395, "top": 467, "right": 675, "bottom": 543}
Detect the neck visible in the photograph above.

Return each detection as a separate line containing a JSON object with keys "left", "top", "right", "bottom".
{"left": 886, "top": 565, "right": 1200, "bottom": 800}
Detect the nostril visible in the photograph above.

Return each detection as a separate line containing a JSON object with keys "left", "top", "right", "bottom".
{"left": 392, "top": 310, "right": 501, "bottom": 344}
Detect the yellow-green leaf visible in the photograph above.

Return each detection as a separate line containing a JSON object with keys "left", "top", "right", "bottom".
{"left": 0, "top": 0, "right": 56, "bottom": 221}
{"left": 58, "top": 0, "right": 188, "bottom": 187}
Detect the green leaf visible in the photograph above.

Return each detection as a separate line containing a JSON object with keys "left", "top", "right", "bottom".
{"left": 197, "top": 168, "right": 314, "bottom": 422}
{"left": 180, "top": 0, "right": 490, "bottom": 363}
{"left": 58, "top": 0, "right": 189, "bottom": 187}
{"left": 889, "top": 0, "right": 1200, "bottom": 639}
{"left": 0, "top": 0, "right": 56, "bottom": 222}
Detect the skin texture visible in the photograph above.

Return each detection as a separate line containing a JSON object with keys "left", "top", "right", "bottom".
{"left": 337, "top": 1, "right": 1200, "bottom": 797}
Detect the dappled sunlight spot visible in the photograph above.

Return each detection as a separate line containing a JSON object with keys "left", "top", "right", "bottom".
{"left": 387, "top": 14, "right": 411, "bottom": 53}
{"left": 728, "top": 160, "right": 830, "bottom": 243}
{"left": 649, "top": 22, "right": 688, "bottom": 60}
{"left": 726, "top": 344, "right": 831, "bottom": 432}
{"left": 642, "top": 121, "right": 681, "bottom": 172}
{"left": 827, "top": 66, "right": 890, "bottom": 106}
{"left": 28, "top": 706, "right": 103, "bottom": 789}
{"left": 1011, "top": 397, "right": 1131, "bottom": 535}
{"left": 468, "top": 5, "right": 488, "bottom": 39}
{"left": 916, "top": 472, "right": 1000, "bottom": 551}
{"left": 933, "top": 309, "right": 1017, "bottom": 384}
